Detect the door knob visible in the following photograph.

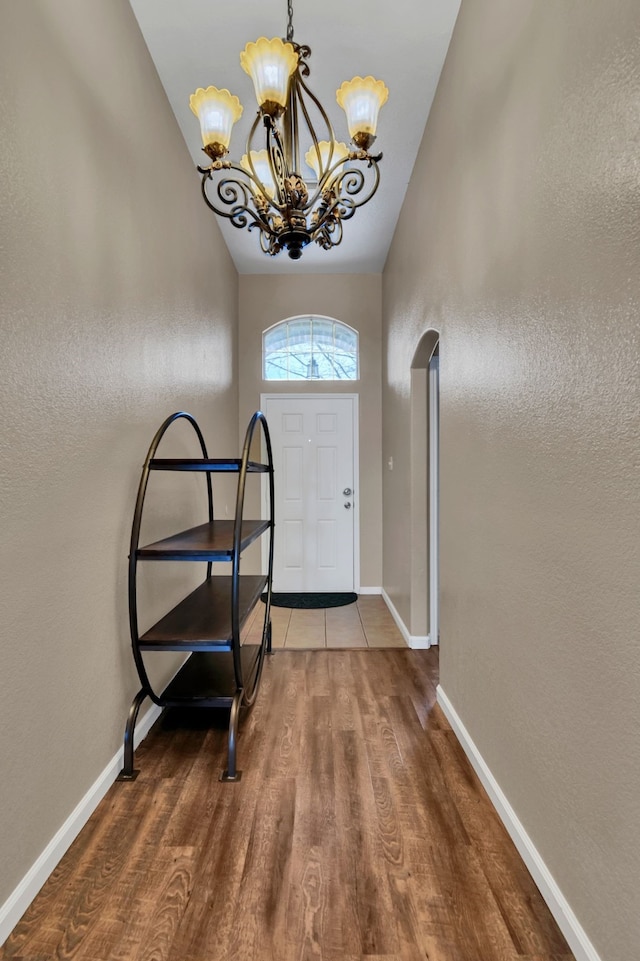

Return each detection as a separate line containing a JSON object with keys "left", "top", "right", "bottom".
{"left": 343, "top": 488, "right": 352, "bottom": 496}
{"left": 344, "top": 501, "right": 352, "bottom": 509}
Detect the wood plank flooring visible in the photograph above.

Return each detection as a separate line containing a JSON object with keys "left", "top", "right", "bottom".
{"left": 0, "top": 649, "right": 575, "bottom": 961}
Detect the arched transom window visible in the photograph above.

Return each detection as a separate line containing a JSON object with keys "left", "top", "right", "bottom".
{"left": 263, "top": 316, "right": 359, "bottom": 381}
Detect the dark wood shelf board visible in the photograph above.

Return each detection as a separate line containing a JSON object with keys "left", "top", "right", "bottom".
{"left": 149, "top": 458, "right": 269, "bottom": 472}
{"left": 160, "top": 647, "right": 261, "bottom": 703}
{"left": 139, "top": 574, "right": 268, "bottom": 650}
{"left": 137, "top": 519, "right": 270, "bottom": 560}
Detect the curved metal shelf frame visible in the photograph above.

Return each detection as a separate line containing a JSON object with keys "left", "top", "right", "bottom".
{"left": 118, "top": 410, "right": 275, "bottom": 782}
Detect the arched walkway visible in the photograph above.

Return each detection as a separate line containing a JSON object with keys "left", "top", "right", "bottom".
{"left": 410, "top": 329, "right": 440, "bottom": 645}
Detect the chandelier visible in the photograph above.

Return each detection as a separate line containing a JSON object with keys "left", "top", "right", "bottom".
{"left": 188, "top": 1, "right": 388, "bottom": 260}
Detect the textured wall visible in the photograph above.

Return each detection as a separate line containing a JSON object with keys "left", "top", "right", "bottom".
{"left": 382, "top": 1, "right": 640, "bottom": 958}
{"left": 0, "top": 0, "right": 238, "bottom": 909}
{"left": 239, "top": 274, "right": 383, "bottom": 589}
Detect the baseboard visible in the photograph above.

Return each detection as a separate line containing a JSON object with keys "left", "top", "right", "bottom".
{"left": 381, "top": 589, "right": 431, "bottom": 649}
{"left": 0, "top": 701, "right": 162, "bottom": 947}
{"left": 407, "top": 635, "right": 431, "bottom": 650}
{"left": 357, "top": 586, "right": 382, "bottom": 595}
{"left": 436, "top": 685, "right": 602, "bottom": 961}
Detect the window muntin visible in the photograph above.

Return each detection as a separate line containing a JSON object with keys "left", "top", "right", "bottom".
{"left": 263, "top": 316, "right": 359, "bottom": 381}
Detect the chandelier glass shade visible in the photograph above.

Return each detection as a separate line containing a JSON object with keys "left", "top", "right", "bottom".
{"left": 188, "top": 6, "right": 388, "bottom": 260}
{"left": 239, "top": 37, "right": 298, "bottom": 112}
{"left": 189, "top": 86, "right": 243, "bottom": 157}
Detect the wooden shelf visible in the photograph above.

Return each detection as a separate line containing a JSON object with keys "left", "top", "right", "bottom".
{"left": 119, "top": 411, "right": 274, "bottom": 782}
{"left": 160, "top": 647, "right": 262, "bottom": 705}
{"left": 150, "top": 458, "right": 269, "bottom": 472}
{"left": 137, "top": 519, "right": 270, "bottom": 561}
{"left": 139, "top": 574, "right": 268, "bottom": 651}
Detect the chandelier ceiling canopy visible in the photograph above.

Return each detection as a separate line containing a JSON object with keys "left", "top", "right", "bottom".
{"left": 189, "top": 0, "right": 388, "bottom": 260}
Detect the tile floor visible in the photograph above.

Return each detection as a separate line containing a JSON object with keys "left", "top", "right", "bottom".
{"left": 241, "top": 594, "right": 407, "bottom": 649}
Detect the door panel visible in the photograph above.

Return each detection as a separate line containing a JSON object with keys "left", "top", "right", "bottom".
{"left": 265, "top": 395, "right": 356, "bottom": 592}
{"left": 317, "top": 519, "right": 336, "bottom": 569}
{"left": 283, "top": 519, "right": 304, "bottom": 572}
{"left": 317, "top": 446, "right": 337, "bottom": 500}
{"left": 283, "top": 446, "right": 303, "bottom": 500}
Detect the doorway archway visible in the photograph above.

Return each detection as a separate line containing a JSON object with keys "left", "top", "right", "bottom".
{"left": 410, "top": 330, "right": 440, "bottom": 646}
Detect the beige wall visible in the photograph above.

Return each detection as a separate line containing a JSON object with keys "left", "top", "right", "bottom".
{"left": 0, "top": 0, "right": 238, "bottom": 910}
{"left": 239, "top": 274, "right": 382, "bottom": 589}
{"left": 382, "top": 1, "right": 640, "bottom": 959}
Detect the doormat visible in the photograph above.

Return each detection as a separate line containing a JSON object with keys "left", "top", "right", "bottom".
{"left": 261, "top": 592, "right": 358, "bottom": 610}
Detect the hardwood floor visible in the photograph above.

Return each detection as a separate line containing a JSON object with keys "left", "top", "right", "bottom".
{"left": 0, "top": 649, "right": 574, "bottom": 961}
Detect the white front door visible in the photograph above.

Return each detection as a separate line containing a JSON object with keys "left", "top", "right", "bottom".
{"left": 263, "top": 395, "right": 357, "bottom": 592}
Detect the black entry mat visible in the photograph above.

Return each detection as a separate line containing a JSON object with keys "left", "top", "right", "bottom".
{"left": 261, "top": 592, "right": 358, "bottom": 609}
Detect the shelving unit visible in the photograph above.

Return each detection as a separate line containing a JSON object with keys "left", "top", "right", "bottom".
{"left": 117, "top": 411, "right": 274, "bottom": 783}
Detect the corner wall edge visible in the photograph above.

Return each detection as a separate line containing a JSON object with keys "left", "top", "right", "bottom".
{"left": 381, "top": 588, "right": 432, "bottom": 649}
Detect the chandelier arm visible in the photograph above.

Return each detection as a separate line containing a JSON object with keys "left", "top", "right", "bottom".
{"left": 293, "top": 70, "right": 338, "bottom": 183}
{"left": 295, "top": 69, "right": 336, "bottom": 143}
{"left": 285, "top": 70, "right": 299, "bottom": 173}
{"left": 314, "top": 216, "right": 344, "bottom": 251}
{"left": 241, "top": 112, "right": 286, "bottom": 211}
{"left": 293, "top": 43, "right": 311, "bottom": 78}
{"left": 260, "top": 230, "right": 281, "bottom": 257}
{"left": 333, "top": 163, "right": 381, "bottom": 216}
{"left": 200, "top": 171, "right": 279, "bottom": 236}
{"left": 225, "top": 157, "right": 282, "bottom": 212}
{"left": 246, "top": 108, "right": 263, "bottom": 145}
{"left": 306, "top": 154, "right": 357, "bottom": 209}
{"left": 263, "top": 117, "right": 290, "bottom": 211}
{"left": 309, "top": 162, "right": 381, "bottom": 241}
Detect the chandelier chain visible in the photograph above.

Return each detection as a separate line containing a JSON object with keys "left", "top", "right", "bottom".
{"left": 286, "top": 0, "right": 294, "bottom": 42}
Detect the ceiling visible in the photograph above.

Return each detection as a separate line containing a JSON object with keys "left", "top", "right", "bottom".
{"left": 129, "top": 0, "right": 461, "bottom": 275}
